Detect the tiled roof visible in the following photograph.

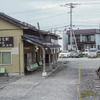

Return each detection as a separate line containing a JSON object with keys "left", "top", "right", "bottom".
{"left": 0, "top": 12, "right": 59, "bottom": 37}
{"left": 67, "top": 29, "right": 100, "bottom": 35}
{"left": 39, "top": 30, "right": 59, "bottom": 37}
{"left": 22, "top": 35, "right": 61, "bottom": 49}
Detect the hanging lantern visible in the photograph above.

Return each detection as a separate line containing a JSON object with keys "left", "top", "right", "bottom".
{"left": 35, "top": 46, "right": 39, "bottom": 52}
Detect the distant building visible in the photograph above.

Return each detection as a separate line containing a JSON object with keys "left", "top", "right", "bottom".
{"left": 56, "top": 30, "right": 68, "bottom": 51}
{"left": 67, "top": 29, "right": 100, "bottom": 51}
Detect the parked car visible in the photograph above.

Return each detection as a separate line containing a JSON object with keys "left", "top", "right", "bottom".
{"left": 82, "top": 49, "right": 89, "bottom": 55}
{"left": 59, "top": 50, "right": 71, "bottom": 58}
{"left": 88, "top": 48, "right": 97, "bottom": 58}
{"left": 70, "top": 50, "right": 83, "bottom": 58}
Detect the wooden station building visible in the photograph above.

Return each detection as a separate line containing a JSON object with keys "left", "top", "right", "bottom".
{"left": 0, "top": 12, "right": 61, "bottom": 76}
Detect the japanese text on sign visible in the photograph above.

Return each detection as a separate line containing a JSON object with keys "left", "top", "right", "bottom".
{"left": 0, "top": 37, "right": 14, "bottom": 47}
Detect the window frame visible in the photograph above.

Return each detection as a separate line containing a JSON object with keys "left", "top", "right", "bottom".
{"left": 91, "top": 35, "right": 95, "bottom": 41}
{"left": 82, "top": 35, "right": 87, "bottom": 42}
{"left": 0, "top": 51, "right": 12, "bottom": 65}
{"left": 98, "top": 45, "right": 100, "bottom": 50}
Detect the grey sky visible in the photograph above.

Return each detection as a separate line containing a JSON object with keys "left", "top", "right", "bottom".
{"left": 0, "top": 0, "right": 100, "bottom": 31}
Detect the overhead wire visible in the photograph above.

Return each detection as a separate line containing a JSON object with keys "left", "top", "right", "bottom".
{"left": 5, "top": 2, "right": 100, "bottom": 16}
{"left": 42, "top": 22, "right": 68, "bottom": 29}
{"left": 6, "top": 2, "right": 100, "bottom": 21}
{"left": 7, "top": 4, "right": 60, "bottom": 15}
{"left": 4, "top": 2, "right": 100, "bottom": 31}
{"left": 79, "top": 2, "right": 100, "bottom": 5}
{"left": 7, "top": 8, "right": 55, "bottom": 15}
{"left": 8, "top": 9, "right": 43, "bottom": 15}
{"left": 42, "top": 24, "right": 99, "bottom": 30}
{"left": 27, "top": 12, "right": 68, "bottom": 22}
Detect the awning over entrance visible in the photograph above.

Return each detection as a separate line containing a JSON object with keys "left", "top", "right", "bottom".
{"left": 22, "top": 35, "right": 61, "bottom": 49}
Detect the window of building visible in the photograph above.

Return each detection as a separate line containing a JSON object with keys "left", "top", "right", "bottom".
{"left": 98, "top": 45, "right": 100, "bottom": 50}
{"left": 0, "top": 51, "right": 11, "bottom": 65}
{"left": 91, "top": 44, "right": 93, "bottom": 48}
{"left": 88, "top": 35, "right": 91, "bottom": 41}
{"left": 91, "top": 35, "right": 95, "bottom": 41}
{"left": 93, "top": 44, "right": 96, "bottom": 48}
{"left": 82, "top": 36, "right": 87, "bottom": 42}
{"left": 76, "top": 35, "right": 80, "bottom": 42}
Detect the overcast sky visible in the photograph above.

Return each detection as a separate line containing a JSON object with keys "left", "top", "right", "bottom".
{"left": 0, "top": 0, "right": 100, "bottom": 31}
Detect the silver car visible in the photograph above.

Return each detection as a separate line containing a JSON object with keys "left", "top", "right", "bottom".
{"left": 88, "top": 48, "right": 97, "bottom": 58}
{"left": 70, "top": 50, "right": 83, "bottom": 58}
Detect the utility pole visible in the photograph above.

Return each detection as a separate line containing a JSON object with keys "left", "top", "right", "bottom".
{"left": 37, "top": 22, "right": 40, "bottom": 30}
{"left": 69, "top": 3, "right": 73, "bottom": 50}
{"left": 37, "top": 22, "right": 42, "bottom": 39}
{"left": 61, "top": 3, "right": 78, "bottom": 50}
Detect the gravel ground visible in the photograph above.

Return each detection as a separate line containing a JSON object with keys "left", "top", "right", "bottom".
{"left": 81, "top": 67, "right": 100, "bottom": 100}
{"left": 62, "top": 58, "right": 100, "bottom": 100}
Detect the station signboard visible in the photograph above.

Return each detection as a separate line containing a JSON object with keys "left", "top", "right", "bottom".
{"left": 0, "top": 37, "right": 14, "bottom": 47}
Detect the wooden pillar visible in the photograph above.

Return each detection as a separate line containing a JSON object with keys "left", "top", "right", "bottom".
{"left": 42, "top": 48, "right": 47, "bottom": 76}
{"left": 49, "top": 49, "right": 52, "bottom": 71}
{"left": 55, "top": 49, "right": 58, "bottom": 68}
{"left": 53, "top": 49, "right": 55, "bottom": 69}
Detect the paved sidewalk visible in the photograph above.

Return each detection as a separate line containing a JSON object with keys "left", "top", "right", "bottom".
{"left": 0, "top": 60, "right": 77, "bottom": 100}
{"left": 0, "top": 58, "right": 100, "bottom": 100}
{"left": 0, "top": 76, "right": 21, "bottom": 90}
{"left": 0, "top": 68, "right": 45, "bottom": 100}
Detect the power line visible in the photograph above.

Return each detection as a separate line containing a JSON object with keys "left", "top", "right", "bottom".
{"left": 7, "top": 7, "right": 59, "bottom": 15}
{"left": 42, "top": 22, "right": 68, "bottom": 29}
{"left": 6, "top": 2, "right": 100, "bottom": 15}
{"left": 7, "top": 9, "right": 42, "bottom": 15}
{"left": 7, "top": 4, "right": 60, "bottom": 15}
{"left": 27, "top": 12, "right": 68, "bottom": 22}
{"left": 80, "top": 2, "right": 100, "bottom": 5}
{"left": 45, "top": 25, "right": 69, "bottom": 30}
{"left": 42, "top": 24, "right": 99, "bottom": 31}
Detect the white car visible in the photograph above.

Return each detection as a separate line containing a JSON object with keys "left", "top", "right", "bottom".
{"left": 82, "top": 49, "right": 89, "bottom": 55}
{"left": 88, "top": 48, "right": 97, "bottom": 58}
{"left": 59, "top": 50, "right": 71, "bottom": 58}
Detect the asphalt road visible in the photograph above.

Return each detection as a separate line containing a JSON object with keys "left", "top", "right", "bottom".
{"left": 0, "top": 58, "right": 100, "bottom": 100}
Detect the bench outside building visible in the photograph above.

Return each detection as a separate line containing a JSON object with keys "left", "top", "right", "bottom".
{"left": 0, "top": 68, "right": 8, "bottom": 76}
